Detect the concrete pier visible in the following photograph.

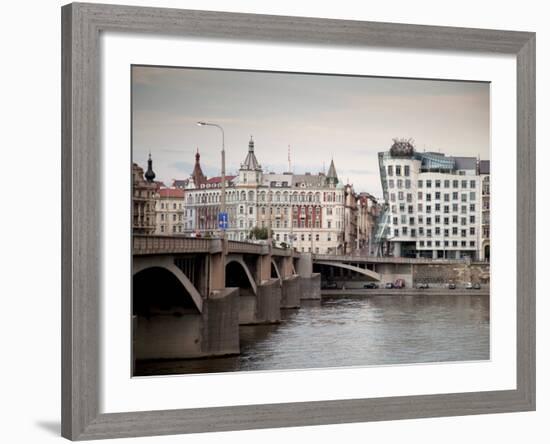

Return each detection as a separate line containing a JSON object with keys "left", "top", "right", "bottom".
{"left": 239, "top": 279, "right": 281, "bottom": 325}
{"left": 281, "top": 275, "right": 301, "bottom": 308}
{"left": 133, "top": 287, "right": 240, "bottom": 360}
{"left": 299, "top": 273, "right": 322, "bottom": 300}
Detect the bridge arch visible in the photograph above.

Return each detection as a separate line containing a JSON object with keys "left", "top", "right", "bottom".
{"left": 133, "top": 265, "right": 203, "bottom": 315}
{"left": 314, "top": 261, "right": 381, "bottom": 281}
{"left": 225, "top": 255, "right": 258, "bottom": 295}
{"left": 271, "top": 259, "right": 283, "bottom": 285}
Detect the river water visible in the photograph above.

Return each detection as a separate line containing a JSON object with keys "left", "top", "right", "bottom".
{"left": 135, "top": 294, "right": 490, "bottom": 376}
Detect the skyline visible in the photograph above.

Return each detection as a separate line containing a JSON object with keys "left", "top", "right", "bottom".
{"left": 132, "top": 66, "right": 490, "bottom": 198}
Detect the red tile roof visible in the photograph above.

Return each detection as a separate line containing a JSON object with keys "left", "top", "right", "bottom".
{"left": 206, "top": 175, "right": 236, "bottom": 184}
{"left": 158, "top": 188, "right": 185, "bottom": 198}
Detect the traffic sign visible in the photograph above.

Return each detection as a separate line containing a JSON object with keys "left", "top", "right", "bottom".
{"left": 218, "top": 212, "right": 229, "bottom": 230}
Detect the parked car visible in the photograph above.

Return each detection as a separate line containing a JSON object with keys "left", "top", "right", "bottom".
{"left": 448, "top": 283, "right": 457, "bottom": 290}
{"left": 323, "top": 282, "right": 338, "bottom": 289}
{"left": 363, "top": 282, "right": 379, "bottom": 289}
{"left": 416, "top": 282, "right": 429, "bottom": 289}
{"left": 384, "top": 282, "right": 394, "bottom": 289}
{"left": 473, "top": 283, "right": 481, "bottom": 290}
{"left": 465, "top": 282, "right": 474, "bottom": 290}
{"left": 394, "top": 279, "right": 406, "bottom": 289}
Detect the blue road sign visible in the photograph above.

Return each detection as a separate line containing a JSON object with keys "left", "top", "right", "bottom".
{"left": 218, "top": 212, "right": 229, "bottom": 230}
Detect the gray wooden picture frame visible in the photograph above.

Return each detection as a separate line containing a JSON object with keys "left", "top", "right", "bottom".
{"left": 61, "top": 2, "right": 536, "bottom": 440}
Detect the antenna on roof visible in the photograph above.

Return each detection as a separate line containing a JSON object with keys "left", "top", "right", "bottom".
{"left": 288, "top": 144, "right": 291, "bottom": 172}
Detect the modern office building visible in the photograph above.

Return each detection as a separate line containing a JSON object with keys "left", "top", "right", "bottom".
{"left": 377, "top": 139, "right": 488, "bottom": 260}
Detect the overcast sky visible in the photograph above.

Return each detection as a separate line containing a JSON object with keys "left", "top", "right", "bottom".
{"left": 132, "top": 66, "right": 489, "bottom": 198}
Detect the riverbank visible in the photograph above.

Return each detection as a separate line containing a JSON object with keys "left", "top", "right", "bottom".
{"left": 321, "top": 288, "right": 489, "bottom": 297}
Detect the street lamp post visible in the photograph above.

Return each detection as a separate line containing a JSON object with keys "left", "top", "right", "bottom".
{"left": 197, "top": 122, "right": 226, "bottom": 240}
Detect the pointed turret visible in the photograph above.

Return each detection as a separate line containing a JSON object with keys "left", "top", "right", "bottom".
{"left": 191, "top": 148, "right": 207, "bottom": 188}
{"left": 326, "top": 158, "right": 338, "bottom": 186}
{"left": 144, "top": 153, "right": 156, "bottom": 182}
{"left": 240, "top": 136, "right": 262, "bottom": 171}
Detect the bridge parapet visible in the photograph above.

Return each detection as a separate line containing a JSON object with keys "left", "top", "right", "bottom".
{"left": 313, "top": 254, "right": 470, "bottom": 265}
{"left": 133, "top": 235, "right": 210, "bottom": 255}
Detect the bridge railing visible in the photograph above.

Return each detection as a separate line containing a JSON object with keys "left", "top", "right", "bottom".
{"left": 133, "top": 235, "right": 211, "bottom": 255}
{"left": 313, "top": 253, "right": 470, "bottom": 265}
{"left": 134, "top": 235, "right": 301, "bottom": 258}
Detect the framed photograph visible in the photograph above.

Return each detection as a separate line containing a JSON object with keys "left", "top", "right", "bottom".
{"left": 62, "top": 2, "right": 536, "bottom": 440}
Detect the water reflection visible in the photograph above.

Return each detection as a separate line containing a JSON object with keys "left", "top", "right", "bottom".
{"left": 135, "top": 294, "right": 490, "bottom": 376}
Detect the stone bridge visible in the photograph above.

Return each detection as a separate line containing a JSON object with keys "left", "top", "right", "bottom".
{"left": 132, "top": 236, "right": 320, "bottom": 362}
{"left": 311, "top": 253, "right": 484, "bottom": 289}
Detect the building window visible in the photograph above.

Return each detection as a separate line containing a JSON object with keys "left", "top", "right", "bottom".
{"left": 470, "top": 192, "right": 476, "bottom": 201}
{"left": 396, "top": 165, "right": 401, "bottom": 176}
{"left": 426, "top": 180, "right": 432, "bottom": 188}
{"left": 402, "top": 227, "right": 408, "bottom": 235}
{"left": 405, "top": 179, "right": 411, "bottom": 189}
{"left": 388, "top": 179, "right": 394, "bottom": 188}
{"left": 426, "top": 193, "right": 432, "bottom": 202}
{"left": 418, "top": 203, "right": 423, "bottom": 212}
{"left": 394, "top": 229, "right": 399, "bottom": 237}
{"left": 453, "top": 180, "right": 459, "bottom": 188}
{"left": 435, "top": 180, "right": 441, "bottom": 188}
{"left": 387, "top": 165, "right": 393, "bottom": 176}
{"left": 435, "top": 203, "right": 440, "bottom": 212}
{"left": 470, "top": 180, "right": 476, "bottom": 188}
{"left": 435, "top": 192, "right": 441, "bottom": 200}
{"left": 418, "top": 180, "right": 423, "bottom": 188}
{"left": 444, "top": 180, "right": 450, "bottom": 188}
{"left": 404, "top": 165, "right": 410, "bottom": 176}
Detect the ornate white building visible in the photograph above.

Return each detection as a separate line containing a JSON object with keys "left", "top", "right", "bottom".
{"left": 377, "top": 139, "right": 488, "bottom": 260}
{"left": 180, "top": 137, "right": 353, "bottom": 254}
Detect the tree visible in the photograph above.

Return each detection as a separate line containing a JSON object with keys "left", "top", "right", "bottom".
{"left": 248, "top": 226, "right": 268, "bottom": 240}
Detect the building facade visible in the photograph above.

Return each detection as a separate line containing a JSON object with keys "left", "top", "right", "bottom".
{"left": 479, "top": 160, "right": 490, "bottom": 261}
{"left": 179, "top": 137, "right": 362, "bottom": 254}
{"left": 377, "top": 139, "right": 488, "bottom": 260}
{"left": 154, "top": 187, "right": 190, "bottom": 235}
{"left": 132, "top": 155, "right": 157, "bottom": 235}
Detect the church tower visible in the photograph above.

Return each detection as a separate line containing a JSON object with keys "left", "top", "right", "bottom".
{"left": 144, "top": 153, "right": 156, "bottom": 183}
{"left": 191, "top": 148, "right": 207, "bottom": 188}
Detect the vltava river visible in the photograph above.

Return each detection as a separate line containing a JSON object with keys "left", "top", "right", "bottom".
{"left": 135, "top": 294, "right": 490, "bottom": 376}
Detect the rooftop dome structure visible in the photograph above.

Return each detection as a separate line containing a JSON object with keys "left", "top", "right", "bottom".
{"left": 390, "top": 138, "right": 415, "bottom": 157}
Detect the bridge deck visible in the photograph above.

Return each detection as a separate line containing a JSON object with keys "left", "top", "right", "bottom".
{"left": 133, "top": 235, "right": 298, "bottom": 257}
